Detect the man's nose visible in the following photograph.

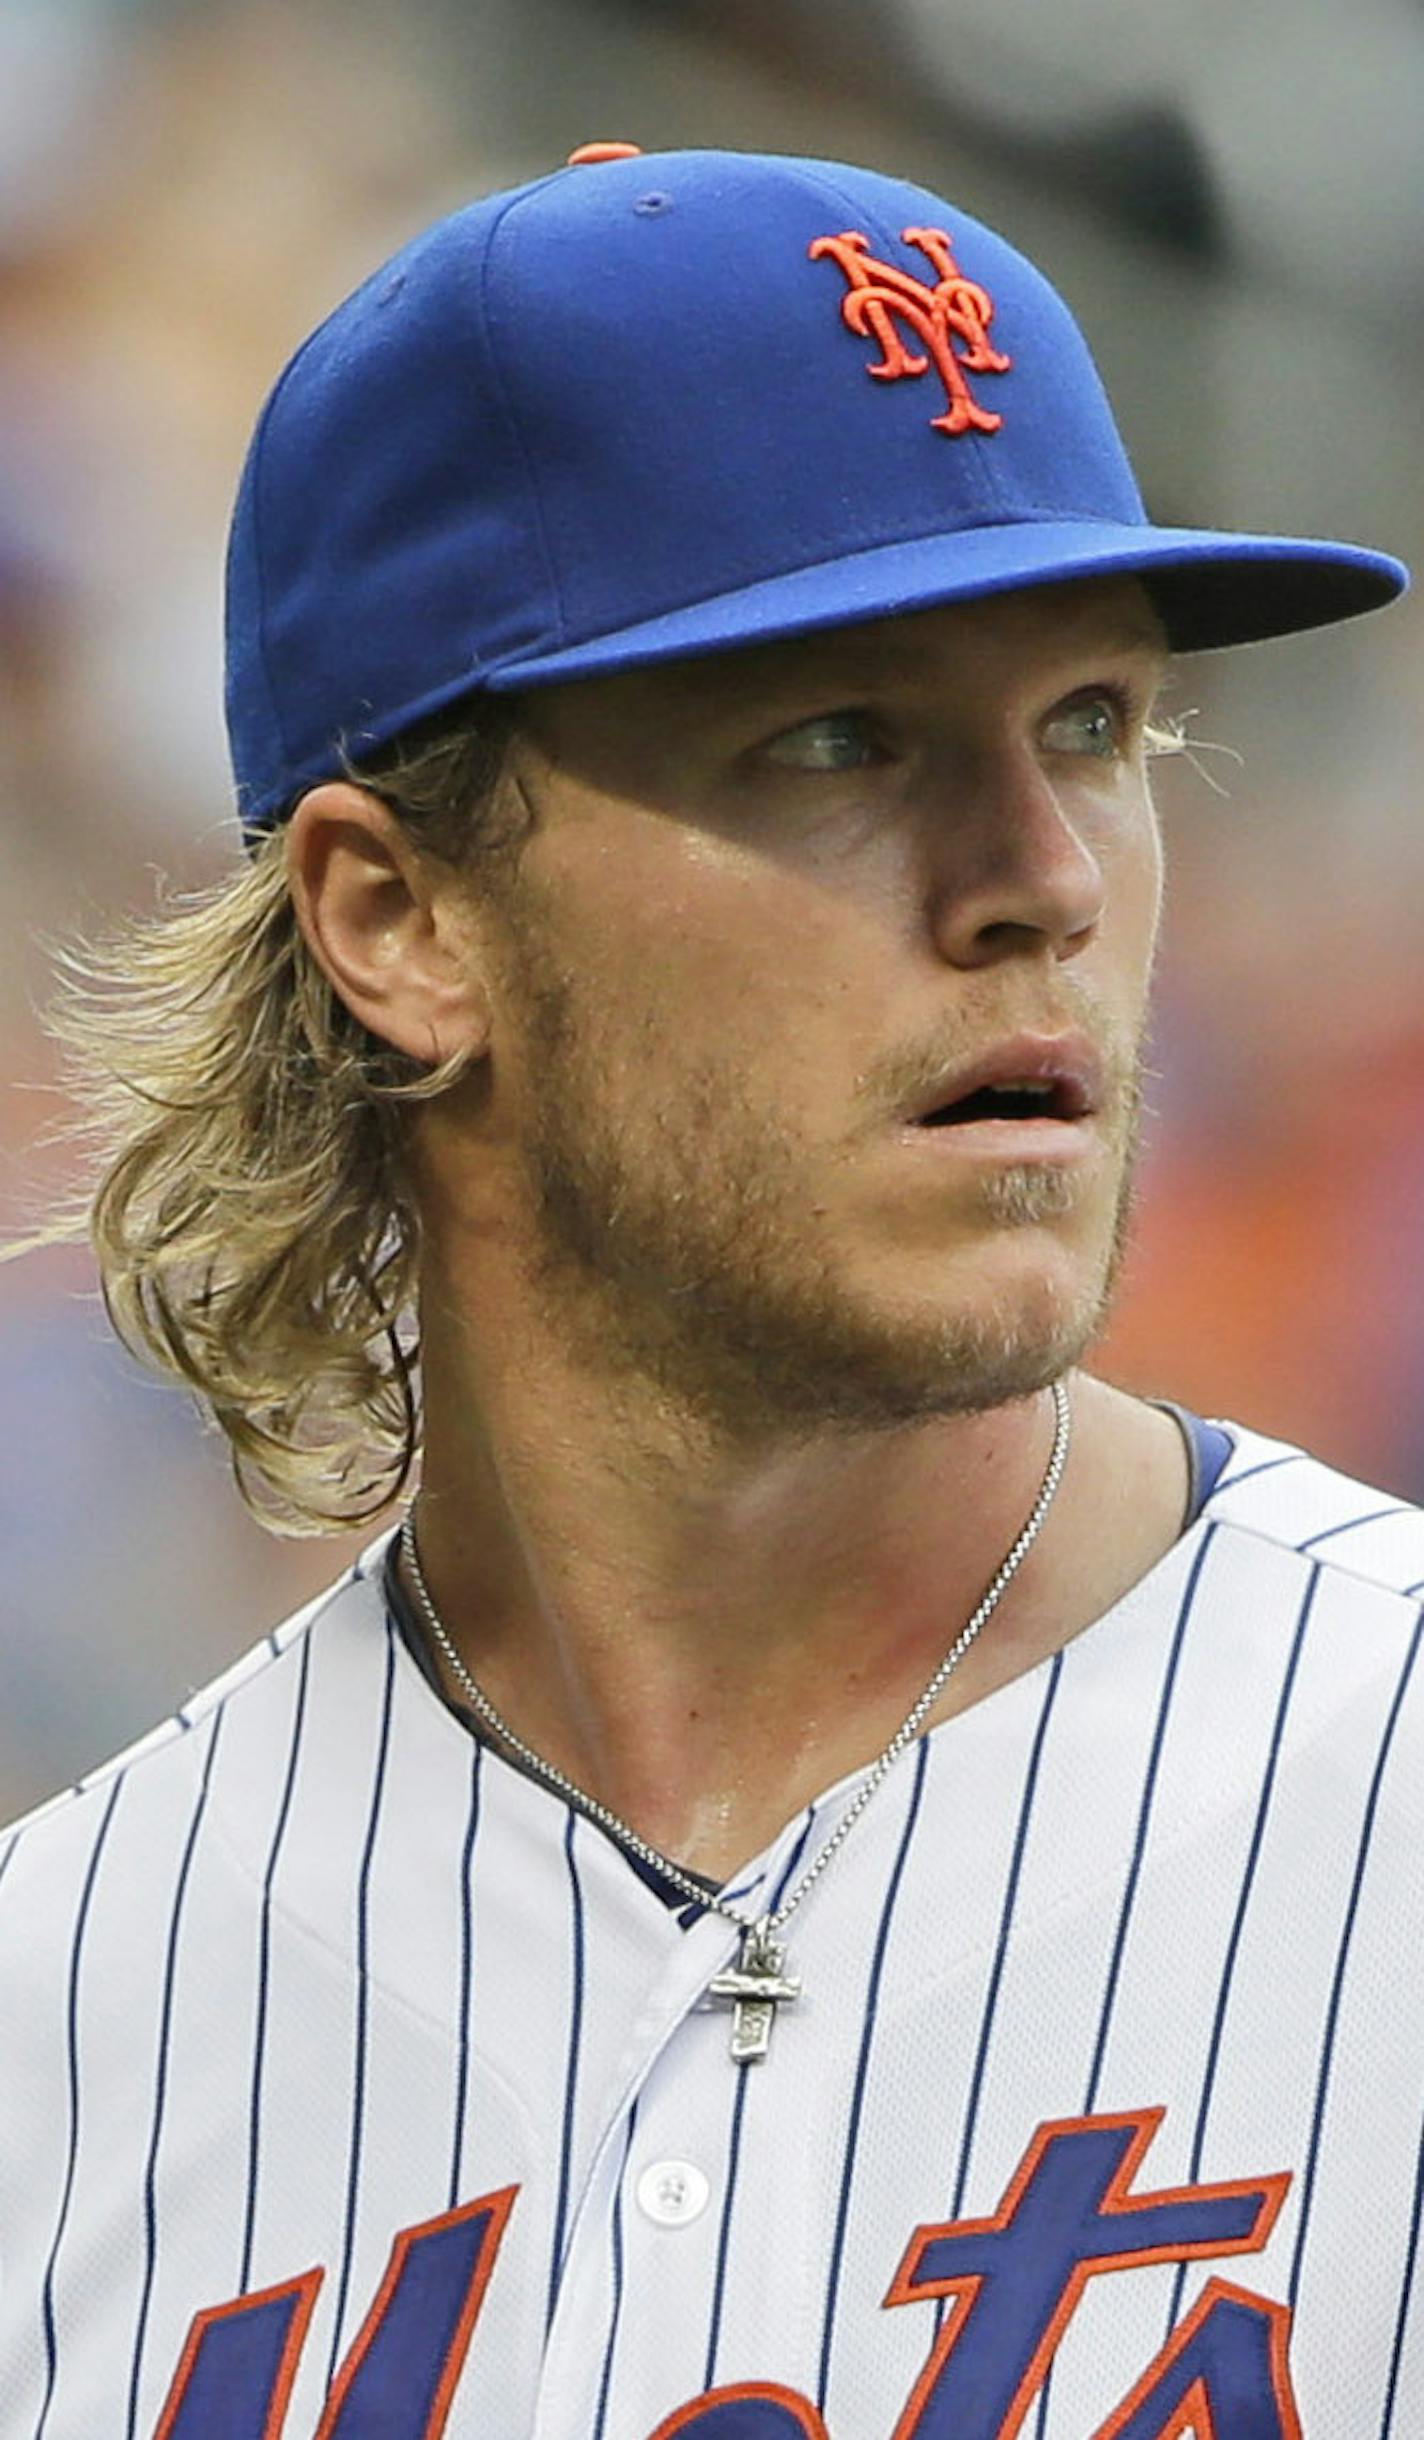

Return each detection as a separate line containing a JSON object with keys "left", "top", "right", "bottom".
{"left": 920, "top": 747, "right": 1108, "bottom": 971}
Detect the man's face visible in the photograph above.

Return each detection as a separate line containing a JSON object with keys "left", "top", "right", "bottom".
{"left": 442, "top": 578, "right": 1171, "bottom": 1443}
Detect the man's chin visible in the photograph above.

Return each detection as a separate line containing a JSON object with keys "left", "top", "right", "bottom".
{"left": 644, "top": 1257, "right": 1115, "bottom": 1446}
{"left": 838, "top": 1286, "right": 1107, "bottom": 1427}
{"left": 786, "top": 1199, "right": 1134, "bottom": 1434}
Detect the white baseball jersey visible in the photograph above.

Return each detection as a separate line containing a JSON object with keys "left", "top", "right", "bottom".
{"left": 1, "top": 1404, "right": 1421, "bottom": 2439}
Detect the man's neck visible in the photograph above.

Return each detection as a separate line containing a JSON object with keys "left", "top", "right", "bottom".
{"left": 405, "top": 1364, "right": 1191, "bottom": 1881}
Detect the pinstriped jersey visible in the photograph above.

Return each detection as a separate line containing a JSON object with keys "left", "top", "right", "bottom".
{"left": 1, "top": 1413, "right": 1421, "bottom": 2440}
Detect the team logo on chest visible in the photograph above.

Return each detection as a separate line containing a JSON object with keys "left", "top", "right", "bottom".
{"left": 808, "top": 226, "right": 1012, "bottom": 435}
{"left": 152, "top": 2106, "right": 1303, "bottom": 2438}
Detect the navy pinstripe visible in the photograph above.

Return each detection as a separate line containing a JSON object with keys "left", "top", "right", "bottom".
{"left": 592, "top": 2100, "right": 639, "bottom": 2440}
{"left": 1216, "top": 1452, "right": 1307, "bottom": 1493}
{"left": 687, "top": 1861, "right": 777, "bottom": 1930}
{"left": 816, "top": 1738, "right": 931, "bottom": 2412}
{"left": 928, "top": 1653, "right": 1068, "bottom": 2352}
{"left": 325, "top": 1619, "right": 399, "bottom": 2393}
{"left": 125, "top": 1706, "right": 227, "bottom": 2439}
{"left": 548, "top": 1810, "right": 587, "bottom": 2333}
{"left": 703, "top": 2053, "right": 753, "bottom": 2395}
{"left": 1084, "top": 1524, "right": 1217, "bottom": 2114}
{"left": 703, "top": 1807, "right": 819, "bottom": 2391}
{"left": 1033, "top": 1525, "right": 1216, "bottom": 2440}
{"left": 1163, "top": 1561, "right": 1319, "bottom": 2340}
{"left": 1300, "top": 1505, "right": 1414, "bottom": 1551}
{"left": 35, "top": 1770, "right": 124, "bottom": 2440}
{"left": 448, "top": 1739, "right": 483, "bottom": 2212}
{"left": 241, "top": 1630, "right": 313, "bottom": 2295}
{"left": 952, "top": 1652, "right": 1065, "bottom": 2221}
{"left": 1381, "top": 2108, "right": 1424, "bottom": 2437}
{"left": 1288, "top": 1608, "right": 1424, "bottom": 2307}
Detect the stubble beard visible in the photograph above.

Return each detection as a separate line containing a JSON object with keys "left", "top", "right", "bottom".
{"left": 500, "top": 933, "right": 1148, "bottom": 1452}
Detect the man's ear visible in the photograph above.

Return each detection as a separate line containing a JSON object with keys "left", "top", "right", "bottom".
{"left": 285, "top": 783, "right": 492, "bottom": 1068}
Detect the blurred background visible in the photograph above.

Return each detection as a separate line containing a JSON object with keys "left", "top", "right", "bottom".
{"left": 1, "top": 0, "right": 1421, "bottom": 1820}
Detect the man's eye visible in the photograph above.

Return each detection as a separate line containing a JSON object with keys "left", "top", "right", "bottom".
{"left": 1041, "top": 689, "right": 1130, "bottom": 759}
{"left": 763, "top": 712, "right": 881, "bottom": 771}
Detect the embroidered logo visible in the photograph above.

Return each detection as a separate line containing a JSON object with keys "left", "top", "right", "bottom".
{"left": 809, "top": 226, "right": 1011, "bottom": 435}
{"left": 151, "top": 2111, "right": 1304, "bottom": 2438}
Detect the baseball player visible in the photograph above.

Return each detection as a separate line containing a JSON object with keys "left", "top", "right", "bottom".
{"left": 1, "top": 143, "right": 1420, "bottom": 2440}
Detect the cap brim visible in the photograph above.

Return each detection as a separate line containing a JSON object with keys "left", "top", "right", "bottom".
{"left": 479, "top": 520, "right": 1408, "bottom": 688}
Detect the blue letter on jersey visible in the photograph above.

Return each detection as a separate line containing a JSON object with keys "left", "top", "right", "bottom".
{"left": 646, "top": 2384, "right": 831, "bottom": 2438}
{"left": 1090, "top": 2276, "right": 1303, "bottom": 2440}
{"left": 151, "top": 2114, "right": 1303, "bottom": 2438}
{"left": 153, "top": 2188, "right": 515, "bottom": 2440}
{"left": 884, "top": 2109, "right": 1290, "bottom": 2439}
{"left": 154, "top": 2271, "right": 321, "bottom": 2440}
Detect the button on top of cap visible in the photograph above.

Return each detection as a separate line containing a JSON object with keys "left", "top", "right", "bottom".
{"left": 566, "top": 140, "right": 644, "bottom": 165}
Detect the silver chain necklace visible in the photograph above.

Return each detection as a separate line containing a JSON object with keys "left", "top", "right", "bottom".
{"left": 400, "top": 1376, "right": 1071, "bottom": 2065}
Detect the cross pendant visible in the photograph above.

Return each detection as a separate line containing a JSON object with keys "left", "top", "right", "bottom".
{"left": 707, "top": 1920, "right": 801, "bottom": 2064}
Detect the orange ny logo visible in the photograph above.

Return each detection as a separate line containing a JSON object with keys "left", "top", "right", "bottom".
{"left": 809, "top": 227, "right": 1011, "bottom": 436}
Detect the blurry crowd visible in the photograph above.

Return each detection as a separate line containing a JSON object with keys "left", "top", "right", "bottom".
{"left": 2, "top": 0, "right": 1422, "bottom": 1818}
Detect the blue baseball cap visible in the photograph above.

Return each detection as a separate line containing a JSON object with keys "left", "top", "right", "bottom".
{"left": 225, "top": 143, "right": 1409, "bottom": 837}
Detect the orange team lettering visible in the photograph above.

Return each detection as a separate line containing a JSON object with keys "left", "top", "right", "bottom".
{"left": 809, "top": 226, "right": 1011, "bottom": 435}
{"left": 149, "top": 2114, "right": 1305, "bottom": 2438}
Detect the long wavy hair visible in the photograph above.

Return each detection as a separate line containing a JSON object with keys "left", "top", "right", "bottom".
{"left": 10, "top": 695, "right": 523, "bottom": 1536}
{"left": 11, "top": 677, "right": 1194, "bottom": 1539}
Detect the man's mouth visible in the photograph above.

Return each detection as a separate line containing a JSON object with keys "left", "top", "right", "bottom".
{"left": 918, "top": 1081, "right": 1072, "bottom": 1126}
{"left": 905, "top": 1033, "right": 1104, "bottom": 1129}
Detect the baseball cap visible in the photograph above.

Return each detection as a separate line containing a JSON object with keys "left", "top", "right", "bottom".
{"left": 225, "top": 143, "right": 1409, "bottom": 837}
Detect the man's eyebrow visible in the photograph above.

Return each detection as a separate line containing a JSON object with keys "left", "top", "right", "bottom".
{"left": 705, "top": 606, "right": 1175, "bottom": 708}
{"left": 855, "top": 608, "right": 1172, "bottom": 666}
{"left": 1092, "top": 618, "right": 1172, "bottom": 660}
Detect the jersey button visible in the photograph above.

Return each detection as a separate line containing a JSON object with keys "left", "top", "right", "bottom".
{"left": 636, "top": 2158, "right": 711, "bottom": 2227}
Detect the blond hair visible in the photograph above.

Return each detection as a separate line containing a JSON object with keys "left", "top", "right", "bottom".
{"left": 12, "top": 679, "right": 1199, "bottom": 1538}
{"left": 10, "top": 696, "right": 521, "bottom": 1537}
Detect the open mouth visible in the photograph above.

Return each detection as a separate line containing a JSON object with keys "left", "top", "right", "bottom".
{"left": 918, "top": 1082, "right": 1074, "bottom": 1126}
